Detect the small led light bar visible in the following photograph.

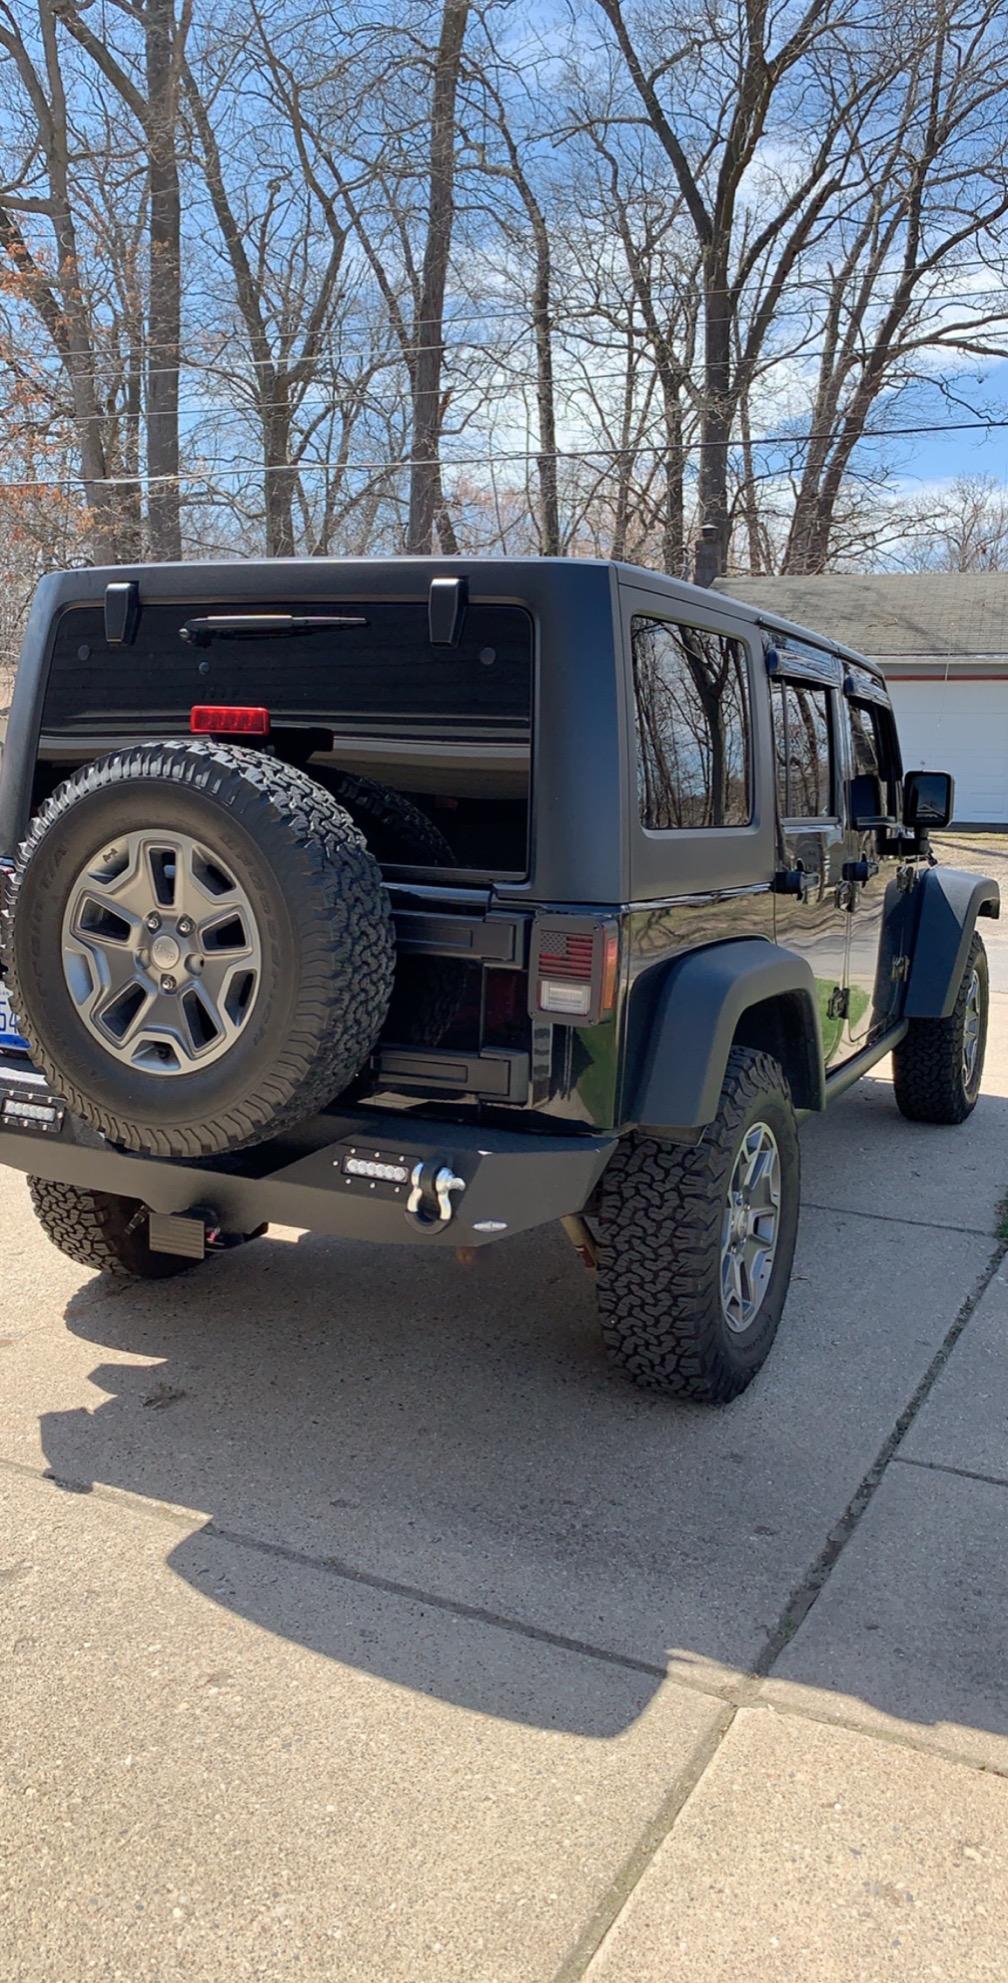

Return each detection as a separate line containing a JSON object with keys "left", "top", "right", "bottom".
{"left": 190, "top": 705, "right": 271, "bottom": 736}
{"left": 2, "top": 1097, "right": 58, "bottom": 1125}
{"left": 344, "top": 1155, "right": 410, "bottom": 1184}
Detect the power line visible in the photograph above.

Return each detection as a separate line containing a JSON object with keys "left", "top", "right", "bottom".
{"left": 5, "top": 255, "right": 1005, "bottom": 358}
{"left": 2, "top": 416, "right": 1007, "bottom": 496}
{"left": 3, "top": 273, "right": 1006, "bottom": 384}
{"left": 6, "top": 303, "right": 1008, "bottom": 418}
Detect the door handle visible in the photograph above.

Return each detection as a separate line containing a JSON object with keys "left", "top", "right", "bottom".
{"left": 843, "top": 856, "right": 879, "bottom": 884}
{"left": 773, "top": 866, "right": 821, "bottom": 902}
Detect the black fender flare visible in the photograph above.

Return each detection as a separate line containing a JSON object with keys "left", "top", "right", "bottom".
{"left": 904, "top": 867, "right": 1000, "bottom": 1021}
{"left": 628, "top": 938, "right": 825, "bottom": 1136}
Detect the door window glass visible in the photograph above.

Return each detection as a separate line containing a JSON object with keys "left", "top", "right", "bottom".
{"left": 771, "top": 680, "right": 833, "bottom": 818}
{"left": 848, "top": 700, "right": 902, "bottom": 814}
{"left": 770, "top": 682, "right": 789, "bottom": 818}
{"left": 631, "top": 616, "right": 752, "bottom": 829}
{"left": 848, "top": 703, "right": 881, "bottom": 778}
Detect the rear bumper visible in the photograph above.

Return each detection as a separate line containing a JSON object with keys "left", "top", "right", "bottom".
{"left": 0, "top": 1058, "right": 615, "bottom": 1247}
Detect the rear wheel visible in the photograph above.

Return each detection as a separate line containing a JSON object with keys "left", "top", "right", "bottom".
{"left": 29, "top": 1178, "right": 197, "bottom": 1280}
{"left": 594, "top": 1048, "right": 800, "bottom": 1402}
{"left": 892, "top": 932, "right": 988, "bottom": 1124}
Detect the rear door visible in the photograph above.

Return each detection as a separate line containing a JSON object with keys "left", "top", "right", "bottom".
{"left": 768, "top": 653, "right": 849, "bottom": 1066}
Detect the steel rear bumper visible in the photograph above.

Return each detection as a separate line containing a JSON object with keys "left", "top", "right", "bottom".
{"left": 0, "top": 1060, "right": 616, "bottom": 1247}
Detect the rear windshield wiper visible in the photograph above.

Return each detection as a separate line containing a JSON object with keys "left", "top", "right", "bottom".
{"left": 180, "top": 613, "right": 367, "bottom": 647}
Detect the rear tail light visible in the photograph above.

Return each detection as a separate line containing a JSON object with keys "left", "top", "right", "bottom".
{"left": 190, "top": 705, "right": 271, "bottom": 736}
{"left": 531, "top": 919, "right": 620, "bottom": 1023}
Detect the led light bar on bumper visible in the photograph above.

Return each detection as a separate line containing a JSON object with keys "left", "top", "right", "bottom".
{"left": 530, "top": 917, "right": 619, "bottom": 1024}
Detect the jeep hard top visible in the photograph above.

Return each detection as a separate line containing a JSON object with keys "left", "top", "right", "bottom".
{"left": 0, "top": 557, "right": 997, "bottom": 1400}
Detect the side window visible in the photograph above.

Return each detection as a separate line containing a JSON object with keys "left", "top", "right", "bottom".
{"left": 771, "top": 680, "right": 833, "bottom": 818}
{"left": 848, "top": 700, "right": 901, "bottom": 814}
{"left": 848, "top": 703, "right": 880, "bottom": 778}
{"left": 770, "top": 682, "right": 789, "bottom": 818}
{"left": 632, "top": 616, "right": 751, "bottom": 829}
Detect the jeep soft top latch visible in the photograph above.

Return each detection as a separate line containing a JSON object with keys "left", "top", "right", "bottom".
{"left": 428, "top": 575, "right": 468, "bottom": 647}
{"left": 104, "top": 580, "right": 140, "bottom": 647}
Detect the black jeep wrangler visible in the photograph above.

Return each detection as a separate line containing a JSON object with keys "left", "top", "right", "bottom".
{"left": 0, "top": 558, "right": 997, "bottom": 1402}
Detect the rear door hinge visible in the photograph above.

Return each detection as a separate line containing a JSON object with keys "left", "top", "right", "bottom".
{"left": 891, "top": 954, "right": 911, "bottom": 982}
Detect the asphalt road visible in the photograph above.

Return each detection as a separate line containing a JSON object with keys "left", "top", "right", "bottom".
{"left": 2, "top": 895, "right": 1008, "bottom": 1980}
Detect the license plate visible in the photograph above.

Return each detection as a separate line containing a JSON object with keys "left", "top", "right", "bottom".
{"left": 0, "top": 981, "right": 29, "bottom": 1054}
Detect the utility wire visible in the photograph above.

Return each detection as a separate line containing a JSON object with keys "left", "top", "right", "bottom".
{"left": 2, "top": 416, "right": 1007, "bottom": 495}
{"left": 3, "top": 266, "right": 1006, "bottom": 381}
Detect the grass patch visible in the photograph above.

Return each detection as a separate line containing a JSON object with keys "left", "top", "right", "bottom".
{"left": 816, "top": 980, "right": 869, "bottom": 1062}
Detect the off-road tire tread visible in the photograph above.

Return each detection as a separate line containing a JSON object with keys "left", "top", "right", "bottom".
{"left": 595, "top": 1048, "right": 798, "bottom": 1403}
{"left": 323, "top": 770, "right": 461, "bottom": 1045}
{"left": 5, "top": 741, "right": 395, "bottom": 1157}
{"left": 28, "top": 1176, "right": 196, "bottom": 1279}
{"left": 891, "top": 932, "right": 987, "bottom": 1125}
{"left": 323, "top": 770, "right": 455, "bottom": 869}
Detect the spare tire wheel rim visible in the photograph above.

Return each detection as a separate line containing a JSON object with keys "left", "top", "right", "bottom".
{"left": 720, "top": 1121, "right": 782, "bottom": 1334}
{"left": 60, "top": 829, "right": 263, "bottom": 1074}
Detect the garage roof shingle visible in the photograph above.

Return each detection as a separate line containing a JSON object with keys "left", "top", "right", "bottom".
{"left": 715, "top": 572, "right": 1008, "bottom": 659}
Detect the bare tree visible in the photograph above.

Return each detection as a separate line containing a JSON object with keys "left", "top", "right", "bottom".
{"left": 781, "top": 2, "right": 1008, "bottom": 573}
{"left": 906, "top": 474, "right": 1008, "bottom": 571}
{"left": 181, "top": 37, "right": 351, "bottom": 558}
{"left": 2, "top": 0, "right": 1006, "bottom": 583}
{"left": 593, "top": 0, "right": 862, "bottom": 578}
{"left": 406, "top": 0, "right": 470, "bottom": 552}
{"left": 56, "top": 0, "right": 190, "bottom": 559}
{"left": 0, "top": 1, "right": 141, "bottom": 558}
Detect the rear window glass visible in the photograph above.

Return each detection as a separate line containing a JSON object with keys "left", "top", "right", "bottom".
{"left": 42, "top": 599, "right": 532, "bottom": 737}
{"left": 631, "top": 614, "right": 751, "bottom": 829}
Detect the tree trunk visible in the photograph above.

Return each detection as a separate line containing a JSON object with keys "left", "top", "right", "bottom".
{"left": 145, "top": 0, "right": 182, "bottom": 559}
{"left": 694, "top": 245, "right": 732, "bottom": 581}
{"left": 264, "top": 404, "right": 296, "bottom": 558}
{"left": 528, "top": 209, "right": 559, "bottom": 556}
{"left": 659, "top": 374, "right": 685, "bottom": 576}
{"left": 406, "top": 0, "right": 469, "bottom": 555}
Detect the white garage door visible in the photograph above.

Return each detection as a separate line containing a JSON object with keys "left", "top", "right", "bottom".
{"left": 886, "top": 678, "right": 1008, "bottom": 825}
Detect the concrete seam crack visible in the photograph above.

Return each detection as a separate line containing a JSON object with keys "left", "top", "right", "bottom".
{"left": 752, "top": 1233, "right": 1008, "bottom": 1678}
{"left": 893, "top": 1453, "right": 1008, "bottom": 1493}
{"left": 551, "top": 1231, "right": 1008, "bottom": 1983}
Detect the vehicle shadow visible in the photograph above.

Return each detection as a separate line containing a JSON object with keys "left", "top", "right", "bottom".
{"left": 37, "top": 1078, "right": 1008, "bottom": 1745}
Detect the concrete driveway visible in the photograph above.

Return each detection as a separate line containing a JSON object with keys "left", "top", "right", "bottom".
{"left": 3, "top": 918, "right": 1008, "bottom": 1980}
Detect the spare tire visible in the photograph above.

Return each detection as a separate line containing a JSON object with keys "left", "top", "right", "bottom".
{"left": 321, "top": 771, "right": 461, "bottom": 1047}
{"left": 322, "top": 770, "right": 455, "bottom": 870}
{"left": 4, "top": 741, "right": 394, "bottom": 1158}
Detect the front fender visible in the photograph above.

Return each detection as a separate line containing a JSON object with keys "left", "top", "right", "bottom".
{"left": 904, "top": 867, "right": 1000, "bottom": 1021}
{"left": 628, "top": 938, "right": 824, "bottom": 1136}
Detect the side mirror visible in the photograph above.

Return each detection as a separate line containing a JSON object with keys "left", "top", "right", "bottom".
{"left": 903, "top": 768, "right": 954, "bottom": 831}
{"left": 848, "top": 771, "right": 887, "bottom": 829}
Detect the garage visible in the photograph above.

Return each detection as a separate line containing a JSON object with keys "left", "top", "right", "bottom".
{"left": 717, "top": 571, "right": 1008, "bottom": 828}
{"left": 886, "top": 675, "right": 1008, "bottom": 825}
